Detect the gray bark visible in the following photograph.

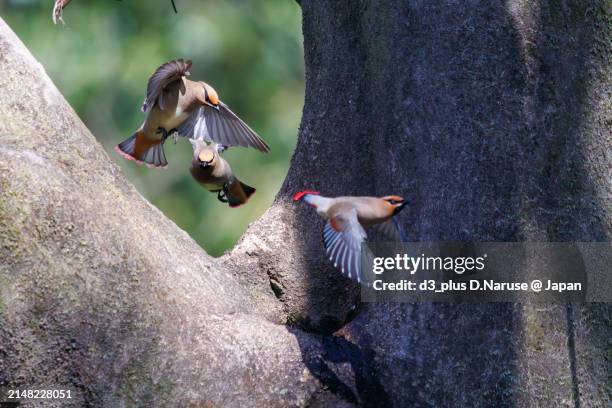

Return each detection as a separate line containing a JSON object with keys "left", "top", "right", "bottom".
{"left": 0, "top": 17, "right": 320, "bottom": 408}
{"left": 1, "top": 1, "right": 611, "bottom": 407}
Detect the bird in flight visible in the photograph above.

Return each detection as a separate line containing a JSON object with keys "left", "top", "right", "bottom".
{"left": 189, "top": 140, "right": 256, "bottom": 208}
{"left": 115, "top": 59, "right": 269, "bottom": 168}
{"left": 293, "top": 191, "right": 407, "bottom": 284}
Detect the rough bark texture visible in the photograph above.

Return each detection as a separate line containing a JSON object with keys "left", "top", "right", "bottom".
{"left": 0, "top": 18, "right": 323, "bottom": 408}
{"left": 1, "top": 1, "right": 611, "bottom": 407}
{"left": 230, "top": 0, "right": 612, "bottom": 406}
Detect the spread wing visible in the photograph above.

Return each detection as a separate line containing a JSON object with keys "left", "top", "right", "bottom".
{"left": 141, "top": 59, "right": 192, "bottom": 113}
{"left": 175, "top": 104, "right": 270, "bottom": 153}
{"left": 323, "top": 209, "right": 368, "bottom": 283}
{"left": 203, "top": 102, "right": 270, "bottom": 153}
{"left": 175, "top": 107, "right": 210, "bottom": 141}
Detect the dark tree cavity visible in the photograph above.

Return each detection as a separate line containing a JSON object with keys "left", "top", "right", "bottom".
{"left": 1, "top": 1, "right": 610, "bottom": 407}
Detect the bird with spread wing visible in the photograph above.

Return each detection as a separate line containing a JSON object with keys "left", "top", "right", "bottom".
{"left": 115, "top": 59, "right": 269, "bottom": 168}
{"left": 294, "top": 191, "right": 407, "bottom": 284}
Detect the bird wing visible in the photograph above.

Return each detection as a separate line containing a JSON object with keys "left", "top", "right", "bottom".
{"left": 175, "top": 107, "right": 210, "bottom": 141}
{"left": 202, "top": 102, "right": 270, "bottom": 153}
{"left": 141, "top": 59, "right": 192, "bottom": 113}
{"left": 176, "top": 103, "right": 270, "bottom": 153}
{"left": 373, "top": 218, "right": 405, "bottom": 242}
{"left": 323, "top": 209, "right": 368, "bottom": 283}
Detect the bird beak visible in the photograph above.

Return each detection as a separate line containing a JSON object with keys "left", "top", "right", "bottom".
{"left": 393, "top": 202, "right": 408, "bottom": 215}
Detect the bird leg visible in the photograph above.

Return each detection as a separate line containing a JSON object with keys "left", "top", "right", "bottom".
{"left": 156, "top": 127, "right": 170, "bottom": 143}
{"left": 168, "top": 128, "right": 179, "bottom": 144}
{"left": 156, "top": 127, "right": 179, "bottom": 144}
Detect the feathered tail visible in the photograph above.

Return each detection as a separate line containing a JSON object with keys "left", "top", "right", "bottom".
{"left": 226, "top": 180, "right": 256, "bottom": 208}
{"left": 115, "top": 130, "right": 168, "bottom": 168}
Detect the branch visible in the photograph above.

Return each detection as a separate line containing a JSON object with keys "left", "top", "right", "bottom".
{"left": 52, "top": 0, "right": 72, "bottom": 24}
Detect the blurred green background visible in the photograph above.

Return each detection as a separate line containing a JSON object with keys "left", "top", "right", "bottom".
{"left": 1, "top": 0, "right": 304, "bottom": 256}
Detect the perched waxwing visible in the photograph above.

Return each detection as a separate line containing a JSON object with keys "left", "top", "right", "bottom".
{"left": 293, "top": 191, "right": 407, "bottom": 283}
{"left": 115, "top": 59, "right": 269, "bottom": 168}
{"left": 189, "top": 140, "right": 256, "bottom": 208}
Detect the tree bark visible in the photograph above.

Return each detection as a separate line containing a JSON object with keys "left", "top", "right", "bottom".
{"left": 1, "top": 1, "right": 611, "bottom": 407}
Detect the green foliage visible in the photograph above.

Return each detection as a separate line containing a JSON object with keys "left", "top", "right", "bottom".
{"left": 2, "top": 0, "right": 304, "bottom": 255}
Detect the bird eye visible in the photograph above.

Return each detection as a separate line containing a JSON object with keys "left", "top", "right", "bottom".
{"left": 389, "top": 200, "right": 396, "bottom": 205}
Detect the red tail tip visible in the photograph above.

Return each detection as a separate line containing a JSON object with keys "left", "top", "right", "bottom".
{"left": 293, "top": 190, "right": 320, "bottom": 201}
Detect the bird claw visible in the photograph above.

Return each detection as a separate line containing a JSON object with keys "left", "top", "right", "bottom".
{"left": 156, "top": 127, "right": 179, "bottom": 144}
{"left": 168, "top": 128, "right": 179, "bottom": 144}
{"left": 156, "top": 127, "right": 169, "bottom": 142}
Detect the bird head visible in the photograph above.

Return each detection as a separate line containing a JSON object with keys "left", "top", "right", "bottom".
{"left": 197, "top": 149, "right": 216, "bottom": 169}
{"left": 189, "top": 139, "right": 216, "bottom": 168}
{"left": 201, "top": 82, "right": 220, "bottom": 110}
{"left": 293, "top": 190, "right": 320, "bottom": 202}
{"left": 293, "top": 190, "right": 323, "bottom": 208}
{"left": 381, "top": 195, "right": 408, "bottom": 215}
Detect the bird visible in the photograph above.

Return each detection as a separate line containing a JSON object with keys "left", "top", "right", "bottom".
{"left": 115, "top": 59, "right": 269, "bottom": 168}
{"left": 189, "top": 139, "right": 256, "bottom": 208}
{"left": 293, "top": 191, "right": 407, "bottom": 284}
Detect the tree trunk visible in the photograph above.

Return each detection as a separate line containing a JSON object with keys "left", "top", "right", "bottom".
{"left": 1, "top": 1, "right": 610, "bottom": 407}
